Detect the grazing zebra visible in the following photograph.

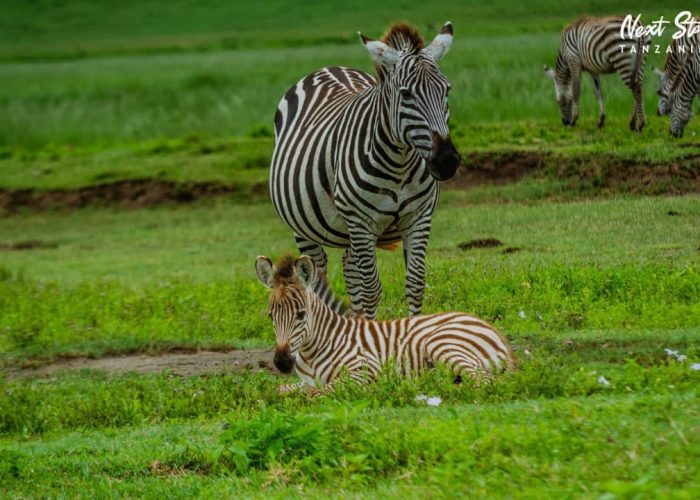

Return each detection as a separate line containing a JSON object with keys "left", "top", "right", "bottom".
{"left": 255, "top": 255, "right": 515, "bottom": 390}
{"left": 667, "top": 34, "right": 700, "bottom": 137}
{"left": 544, "top": 16, "right": 650, "bottom": 131}
{"left": 269, "top": 22, "right": 461, "bottom": 320}
{"left": 653, "top": 34, "right": 698, "bottom": 116}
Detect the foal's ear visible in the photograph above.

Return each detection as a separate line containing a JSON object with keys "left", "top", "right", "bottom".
{"left": 295, "top": 255, "right": 317, "bottom": 288}
{"left": 359, "top": 32, "right": 401, "bottom": 71}
{"left": 424, "top": 21, "right": 453, "bottom": 61}
{"left": 255, "top": 256, "right": 274, "bottom": 288}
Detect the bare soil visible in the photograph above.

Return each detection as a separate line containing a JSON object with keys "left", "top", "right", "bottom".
{"left": 6, "top": 349, "right": 278, "bottom": 379}
{"left": 0, "top": 179, "right": 244, "bottom": 213}
{"left": 1, "top": 152, "right": 699, "bottom": 213}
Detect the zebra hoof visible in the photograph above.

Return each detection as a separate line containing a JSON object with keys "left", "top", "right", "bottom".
{"left": 598, "top": 116, "right": 606, "bottom": 128}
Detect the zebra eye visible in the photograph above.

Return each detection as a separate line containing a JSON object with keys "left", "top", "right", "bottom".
{"left": 400, "top": 88, "right": 414, "bottom": 100}
{"left": 296, "top": 310, "right": 306, "bottom": 321}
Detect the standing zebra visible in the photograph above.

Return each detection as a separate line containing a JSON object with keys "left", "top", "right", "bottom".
{"left": 255, "top": 254, "right": 515, "bottom": 390}
{"left": 269, "top": 22, "right": 461, "bottom": 320}
{"left": 544, "top": 16, "right": 650, "bottom": 131}
{"left": 667, "top": 34, "right": 700, "bottom": 137}
{"left": 653, "top": 26, "right": 700, "bottom": 116}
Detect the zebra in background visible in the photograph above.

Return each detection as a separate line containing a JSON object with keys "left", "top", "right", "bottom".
{"left": 653, "top": 23, "right": 700, "bottom": 116}
{"left": 666, "top": 31, "right": 700, "bottom": 137}
{"left": 256, "top": 255, "right": 515, "bottom": 390}
{"left": 544, "top": 16, "right": 650, "bottom": 131}
{"left": 269, "top": 22, "right": 461, "bottom": 320}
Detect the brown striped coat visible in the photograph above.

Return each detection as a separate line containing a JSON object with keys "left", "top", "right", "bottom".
{"left": 256, "top": 255, "right": 515, "bottom": 389}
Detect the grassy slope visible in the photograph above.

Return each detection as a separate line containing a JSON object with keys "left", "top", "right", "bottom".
{"left": 0, "top": 2, "right": 692, "bottom": 149}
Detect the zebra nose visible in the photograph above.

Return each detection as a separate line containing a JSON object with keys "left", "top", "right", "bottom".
{"left": 273, "top": 344, "right": 295, "bottom": 373}
{"left": 428, "top": 133, "right": 460, "bottom": 181}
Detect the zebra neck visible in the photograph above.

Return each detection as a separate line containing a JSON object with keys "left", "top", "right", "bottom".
{"left": 301, "top": 292, "right": 354, "bottom": 356}
{"left": 366, "top": 86, "right": 423, "bottom": 177}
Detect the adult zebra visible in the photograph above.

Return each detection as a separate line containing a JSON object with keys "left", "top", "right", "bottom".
{"left": 269, "top": 22, "right": 461, "bottom": 320}
{"left": 653, "top": 26, "right": 700, "bottom": 116}
{"left": 544, "top": 16, "right": 650, "bottom": 131}
{"left": 667, "top": 33, "right": 700, "bottom": 137}
{"left": 256, "top": 255, "right": 515, "bottom": 390}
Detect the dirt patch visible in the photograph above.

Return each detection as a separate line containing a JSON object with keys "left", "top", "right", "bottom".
{"left": 0, "top": 240, "right": 58, "bottom": 251}
{"left": 446, "top": 151, "right": 546, "bottom": 189}
{"left": 501, "top": 246, "right": 521, "bottom": 254}
{"left": 0, "top": 179, "right": 247, "bottom": 213}
{"left": 458, "top": 238, "right": 503, "bottom": 250}
{"left": 6, "top": 349, "right": 278, "bottom": 379}
{"left": 444, "top": 151, "right": 700, "bottom": 196}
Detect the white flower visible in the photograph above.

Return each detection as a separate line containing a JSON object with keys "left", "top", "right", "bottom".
{"left": 597, "top": 376, "right": 610, "bottom": 387}
{"left": 664, "top": 348, "right": 687, "bottom": 362}
{"left": 426, "top": 397, "right": 442, "bottom": 407}
{"left": 518, "top": 310, "right": 526, "bottom": 319}
{"left": 415, "top": 394, "right": 427, "bottom": 402}
{"left": 690, "top": 363, "right": 700, "bottom": 371}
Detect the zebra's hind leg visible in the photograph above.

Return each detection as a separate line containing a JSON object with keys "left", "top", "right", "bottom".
{"left": 591, "top": 73, "right": 605, "bottom": 128}
{"left": 630, "top": 83, "right": 646, "bottom": 132}
{"left": 342, "top": 247, "right": 364, "bottom": 316}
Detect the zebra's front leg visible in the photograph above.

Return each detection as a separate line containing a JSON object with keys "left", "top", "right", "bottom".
{"left": 569, "top": 62, "right": 582, "bottom": 126}
{"left": 294, "top": 235, "right": 328, "bottom": 274}
{"left": 342, "top": 247, "right": 364, "bottom": 316}
{"left": 402, "top": 221, "right": 432, "bottom": 316}
{"left": 348, "top": 226, "right": 381, "bottom": 319}
{"left": 591, "top": 73, "right": 605, "bottom": 128}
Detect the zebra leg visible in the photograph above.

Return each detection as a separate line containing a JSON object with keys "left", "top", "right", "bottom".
{"left": 591, "top": 73, "right": 605, "bottom": 128}
{"left": 631, "top": 82, "right": 645, "bottom": 132}
{"left": 342, "top": 247, "right": 364, "bottom": 315}
{"left": 294, "top": 235, "right": 328, "bottom": 273}
{"left": 569, "top": 61, "right": 582, "bottom": 126}
{"left": 348, "top": 226, "right": 381, "bottom": 319}
{"left": 402, "top": 220, "right": 432, "bottom": 316}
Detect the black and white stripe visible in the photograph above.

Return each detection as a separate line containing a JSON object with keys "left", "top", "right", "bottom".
{"left": 544, "top": 15, "right": 650, "bottom": 131}
{"left": 667, "top": 31, "right": 700, "bottom": 137}
{"left": 654, "top": 25, "right": 700, "bottom": 116}
{"left": 269, "top": 22, "right": 461, "bottom": 320}
{"left": 256, "top": 255, "right": 515, "bottom": 389}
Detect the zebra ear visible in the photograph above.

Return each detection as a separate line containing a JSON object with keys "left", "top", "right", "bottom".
{"left": 359, "top": 32, "right": 401, "bottom": 70}
{"left": 424, "top": 21, "right": 453, "bottom": 61}
{"left": 544, "top": 65, "right": 555, "bottom": 80}
{"left": 653, "top": 67, "right": 665, "bottom": 79}
{"left": 255, "top": 256, "right": 274, "bottom": 288}
{"left": 295, "top": 255, "right": 317, "bottom": 288}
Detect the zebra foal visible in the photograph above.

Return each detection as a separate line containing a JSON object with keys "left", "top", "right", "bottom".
{"left": 544, "top": 15, "right": 649, "bottom": 131}
{"left": 256, "top": 255, "right": 515, "bottom": 391}
{"left": 269, "top": 21, "right": 460, "bottom": 320}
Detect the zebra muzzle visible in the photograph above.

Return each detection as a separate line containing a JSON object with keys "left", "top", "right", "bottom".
{"left": 428, "top": 134, "right": 461, "bottom": 181}
{"left": 273, "top": 344, "right": 295, "bottom": 373}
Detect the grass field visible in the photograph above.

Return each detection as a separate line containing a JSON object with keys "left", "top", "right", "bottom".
{"left": 1, "top": 0, "right": 699, "bottom": 497}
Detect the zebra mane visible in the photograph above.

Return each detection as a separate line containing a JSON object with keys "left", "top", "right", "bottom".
{"left": 271, "top": 254, "right": 352, "bottom": 316}
{"left": 381, "top": 22, "right": 424, "bottom": 54}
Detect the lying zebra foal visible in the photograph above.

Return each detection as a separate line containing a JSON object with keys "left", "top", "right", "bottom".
{"left": 256, "top": 254, "right": 515, "bottom": 392}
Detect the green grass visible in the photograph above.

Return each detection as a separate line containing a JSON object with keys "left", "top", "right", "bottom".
{"left": 0, "top": 1, "right": 692, "bottom": 149}
{"left": 2, "top": 1, "right": 700, "bottom": 496}
{"left": 0, "top": 195, "right": 698, "bottom": 360}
